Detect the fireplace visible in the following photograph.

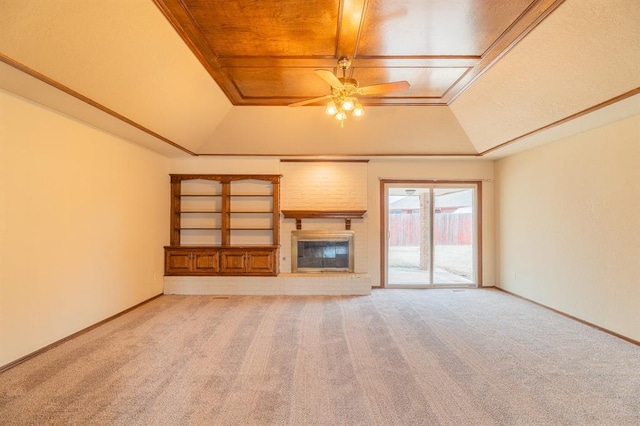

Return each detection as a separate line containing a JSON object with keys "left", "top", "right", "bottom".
{"left": 291, "top": 230, "right": 354, "bottom": 273}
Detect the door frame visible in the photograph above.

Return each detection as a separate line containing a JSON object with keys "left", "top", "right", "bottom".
{"left": 380, "top": 179, "right": 483, "bottom": 288}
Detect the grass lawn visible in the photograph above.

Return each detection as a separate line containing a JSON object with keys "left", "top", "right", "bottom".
{"left": 388, "top": 245, "right": 473, "bottom": 279}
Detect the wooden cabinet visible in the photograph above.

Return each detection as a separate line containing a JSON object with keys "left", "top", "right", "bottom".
{"left": 165, "top": 246, "right": 278, "bottom": 276}
{"left": 220, "top": 249, "right": 246, "bottom": 274}
{"left": 219, "top": 247, "right": 277, "bottom": 275}
{"left": 165, "top": 247, "right": 219, "bottom": 275}
{"left": 246, "top": 250, "right": 277, "bottom": 274}
{"left": 164, "top": 174, "right": 281, "bottom": 276}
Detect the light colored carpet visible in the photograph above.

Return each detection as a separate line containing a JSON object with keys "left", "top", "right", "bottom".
{"left": 0, "top": 289, "right": 638, "bottom": 425}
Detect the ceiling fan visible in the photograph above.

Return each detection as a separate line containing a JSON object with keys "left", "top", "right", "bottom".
{"left": 289, "top": 57, "right": 410, "bottom": 126}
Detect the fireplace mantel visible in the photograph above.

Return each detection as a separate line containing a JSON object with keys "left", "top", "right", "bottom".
{"left": 281, "top": 210, "right": 366, "bottom": 230}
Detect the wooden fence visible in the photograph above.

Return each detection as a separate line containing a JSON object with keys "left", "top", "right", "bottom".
{"left": 389, "top": 212, "right": 472, "bottom": 246}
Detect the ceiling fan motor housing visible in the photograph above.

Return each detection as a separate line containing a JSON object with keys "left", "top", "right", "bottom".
{"left": 337, "top": 57, "right": 352, "bottom": 71}
{"left": 339, "top": 77, "right": 359, "bottom": 87}
{"left": 287, "top": 57, "right": 409, "bottom": 110}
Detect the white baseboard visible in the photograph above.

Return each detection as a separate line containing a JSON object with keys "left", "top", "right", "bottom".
{"left": 164, "top": 273, "right": 372, "bottom": 296}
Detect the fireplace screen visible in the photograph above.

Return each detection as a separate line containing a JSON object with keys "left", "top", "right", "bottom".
{"left": 292, "top": 230, "right": 354, "bottom": 273}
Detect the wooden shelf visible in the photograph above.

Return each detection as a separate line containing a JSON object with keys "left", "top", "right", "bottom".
{"left": 180, "top": 194, "right": 222, "bottom": 197}
{"left": 281, "top": 210, "right": 366, "bottom": 230}
{"left": 227, "top": 211, "right": 272, "bottom": 214}
{"left": 178, "top": 227, "right": 222, "bottom": 230}
{"left": 180, "top": 211, "right": 221, "bottom": 214}
{"left": 229, "top": 227, "right": 274, "bottom": 230}
{"left": 169, "top": 245, "right": 280, "bottom": 249}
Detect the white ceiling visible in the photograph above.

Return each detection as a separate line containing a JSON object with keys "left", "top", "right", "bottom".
{"left": 1, "top": 0, "right": 639, "bottom": 158}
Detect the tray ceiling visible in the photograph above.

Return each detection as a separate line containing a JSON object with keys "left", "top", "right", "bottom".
{"left": 2, "top": 0, "right": 638, "bottom": 158}
{"left": 154, "top": 0, "right": 564, "bottom": 106}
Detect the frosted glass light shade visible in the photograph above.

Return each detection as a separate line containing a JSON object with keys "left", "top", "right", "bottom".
{"left": 342, "top": 98, "right": 355, "bottom": 111}
{"left": 353, "top": 102, "right": 364, "bottom": 117}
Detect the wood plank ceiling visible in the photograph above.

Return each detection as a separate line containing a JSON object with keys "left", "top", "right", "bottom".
{"left": 153, "top": 0, "right": 563, "bottom": 107}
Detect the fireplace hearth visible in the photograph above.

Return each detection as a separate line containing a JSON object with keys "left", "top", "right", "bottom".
{"left": 291, "top": 230, "right": 354, "bottom": 273}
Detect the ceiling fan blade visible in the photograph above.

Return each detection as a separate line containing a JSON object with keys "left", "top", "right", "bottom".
{"left": 358, "top": 81, "right": 410, "bottom": 95}
{"left": 288, "top": 94, "right": 332, "bottom": 107}
{"left": 315, "top": 69, "right": 344, "bottom": 89}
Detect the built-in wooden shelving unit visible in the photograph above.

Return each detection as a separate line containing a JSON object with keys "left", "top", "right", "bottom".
{"left": 165, "top": 174, "right": 281, "bottom": 276}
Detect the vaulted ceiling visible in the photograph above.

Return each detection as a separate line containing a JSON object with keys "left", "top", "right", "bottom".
{"left": 1, "top": 0, "right": 639, "bottom": 158}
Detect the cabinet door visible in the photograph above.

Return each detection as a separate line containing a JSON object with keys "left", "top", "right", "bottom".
{"left": 220, "top": 250, "right": 247, "bottom": 274}
{"left": 165, "top": 250, "right": 193, "bottom": 275}
{"left": 246, "top": 250, "right": 276, "bottom": 275}
{"left": 165, "top": 248, "right": 220, "bottom": 275}
{"left": 192, "top": 250, "right": 219, "bottom": 274}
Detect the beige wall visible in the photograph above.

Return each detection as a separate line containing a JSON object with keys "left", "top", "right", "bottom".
{"left": 495, "top": 114, "right": 640, "bottom": 341}
{"left": 0, "top": 91, "right": 169, "bottom": 366}
{"left": 170, "top": 156, "right": 280, "bottom": 175}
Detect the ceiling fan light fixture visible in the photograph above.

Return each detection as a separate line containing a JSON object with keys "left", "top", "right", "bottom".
{"left": 289, "top": 57, "right": 409, "bottom": 127}
{"left": 342, "top": 97, "right": 355, "bottom": 111}
{"left": 353, "top": 102, "right": 364, "bottom": 117}
{"left": 325, "top": 101, "right": 337, "bottom": 115}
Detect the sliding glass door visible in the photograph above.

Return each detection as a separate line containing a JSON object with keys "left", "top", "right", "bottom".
{"left": 383, "top": 181, "right": 480, "bottom": 287}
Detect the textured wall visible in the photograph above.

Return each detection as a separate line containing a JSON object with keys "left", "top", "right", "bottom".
{"left": 0, "top": 91, "right": 169, "bottom": 366}
{"left": 495, "top": 114, "right": 640, "bottom": 341}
